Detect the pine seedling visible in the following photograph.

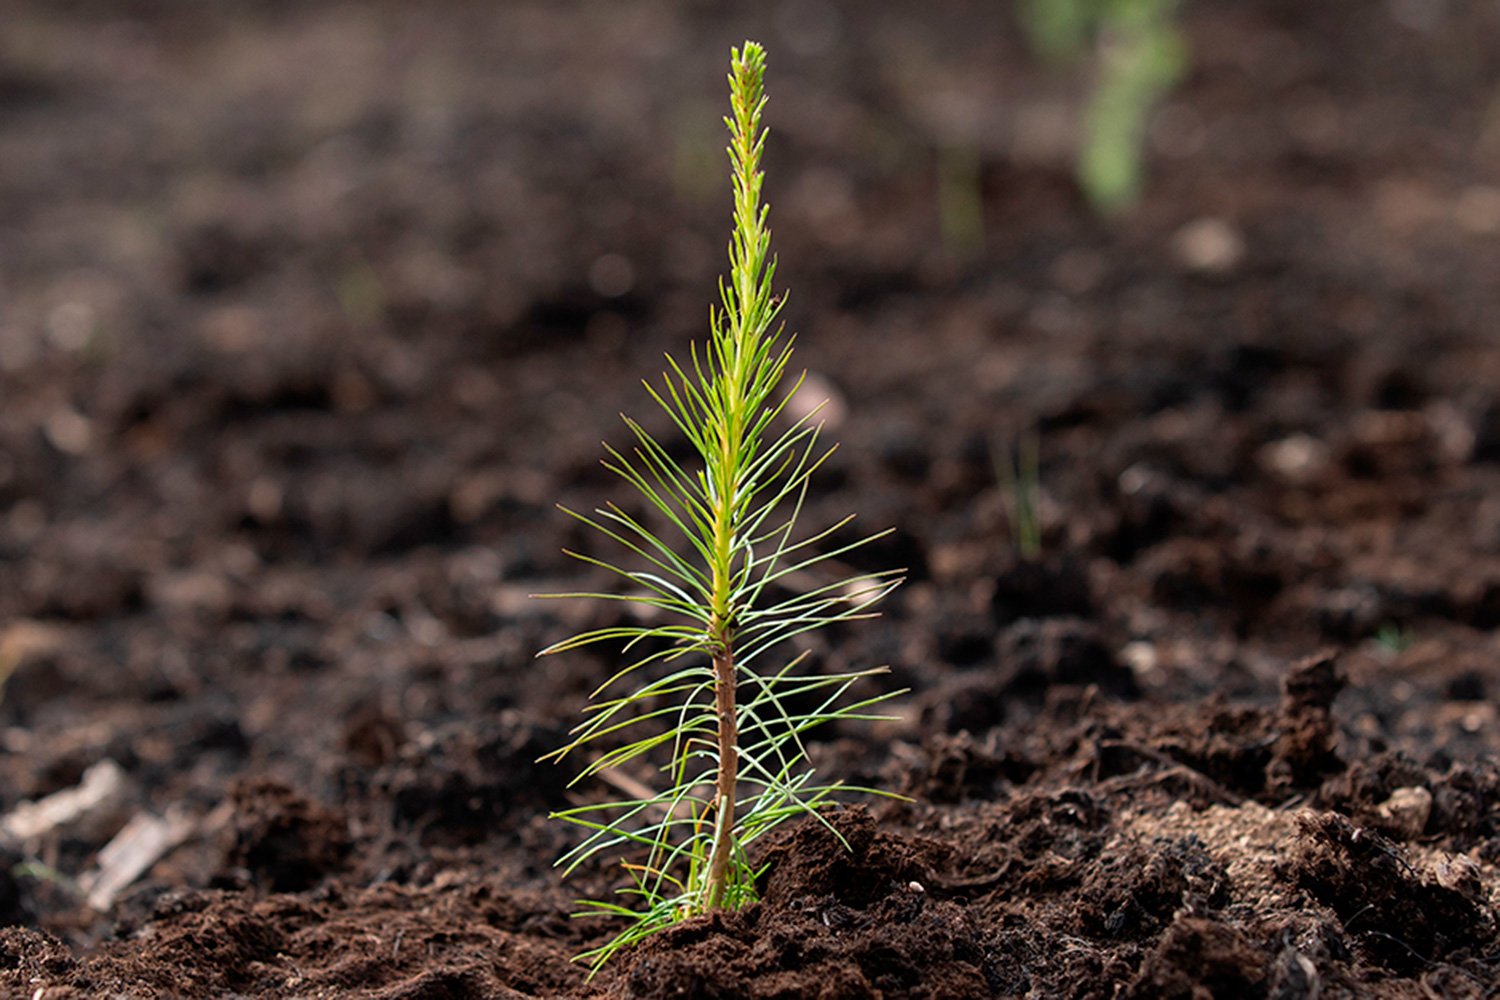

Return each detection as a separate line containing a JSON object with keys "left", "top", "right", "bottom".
{"left": 537, "top": 41, "right": 902, "bottom": 972}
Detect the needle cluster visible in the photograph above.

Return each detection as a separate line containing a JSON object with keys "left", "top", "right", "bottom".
{"left": 538, "top": 41, "right": 900, "bottom": 971}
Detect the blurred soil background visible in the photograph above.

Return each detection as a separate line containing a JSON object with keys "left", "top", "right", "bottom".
{"left": 2, "top": 1, "right": 1500, "bottom": 996}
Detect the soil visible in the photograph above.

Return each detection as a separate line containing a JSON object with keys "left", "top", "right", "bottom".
{"left": 3, "top": 1, "right": 1500, "bottom": 997}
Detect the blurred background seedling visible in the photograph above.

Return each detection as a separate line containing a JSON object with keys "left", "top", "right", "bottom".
{"left": 994, "top": 430, "right": 1043, "bottom": 560}
{"left": 937, "top": 144, "right": 986, "bottom": 261}
{"left": 1020, "top": 0, "right": 1188, "bottom": 214}
{"left": 1375, "top": 622, "right": 1415, "bottom": 658}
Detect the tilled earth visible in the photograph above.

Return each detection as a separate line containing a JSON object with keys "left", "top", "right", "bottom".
{"left": 2, "top": 1, "right": 1500, "bottom": 997}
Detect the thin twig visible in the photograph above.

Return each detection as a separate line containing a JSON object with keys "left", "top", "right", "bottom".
{"left": 1094, "top": 739, "right": 1244, "bottom": 806}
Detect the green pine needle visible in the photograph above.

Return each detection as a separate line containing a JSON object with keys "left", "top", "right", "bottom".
{"left": 536, "top": 40, "right": 903, "bottom": 974}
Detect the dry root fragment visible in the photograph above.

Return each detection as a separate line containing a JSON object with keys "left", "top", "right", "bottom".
{"left": 80, "top": 807, "right": 196, "bottom": 911}
{"left": 0, "top": 760, "right": 129, "bottom": 847}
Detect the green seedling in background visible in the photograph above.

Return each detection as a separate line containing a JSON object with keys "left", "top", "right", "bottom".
{"left": 994, "top": 431, "right": 1043, "bottom": 559}
{"left": 538, "top": 42, "right": 902, "bottom": 973}
{"left": 1021, "top": 0, "right": 1187, "bottom": 214}
{"left": 1374, "top": 622, "right": 1414, "bottom": 656}
{"left": 937, "top": 144, "right": 986, "bottom": 260}
{"left": 1022, "top": 0, "right": 1097, "bottom": 63}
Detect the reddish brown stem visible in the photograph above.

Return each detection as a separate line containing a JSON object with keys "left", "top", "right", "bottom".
{"left": 703, "top": 634, "right": 738, "bottom": 909}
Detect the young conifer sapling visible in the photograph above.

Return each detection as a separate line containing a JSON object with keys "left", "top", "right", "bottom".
{"left": 537, "top": 41, "right": 902, "bottom": 970}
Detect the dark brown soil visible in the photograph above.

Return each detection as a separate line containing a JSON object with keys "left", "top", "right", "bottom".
{"left": 3, "top": 1, "right": 1500, "bottom": 997}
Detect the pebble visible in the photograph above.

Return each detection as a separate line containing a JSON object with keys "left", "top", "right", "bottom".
{"left": 1258, "top": 434, "right": 1329, "bottom": 484}
{"left": 1375, "top": 785, "right": 1432, "bottom": 839}
{"left": 1171, "top": 217, "right": 1245, "bottom": 274}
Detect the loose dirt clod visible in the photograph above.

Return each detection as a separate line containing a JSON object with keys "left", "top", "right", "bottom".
{"left": 1124, "top": 917, "right": 1265, "bottom": 999}
{"left": 1268, "top": 652, "right": 1345, "bottom": 792}
{"left": 624, "top": 810, "right": 996, "bottom": 999}
{"left": 226, "top": 780, "right": 351, "bottom": 893}
{"left": 1287, "top": 811, "right": 1498, "bottom": 974}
